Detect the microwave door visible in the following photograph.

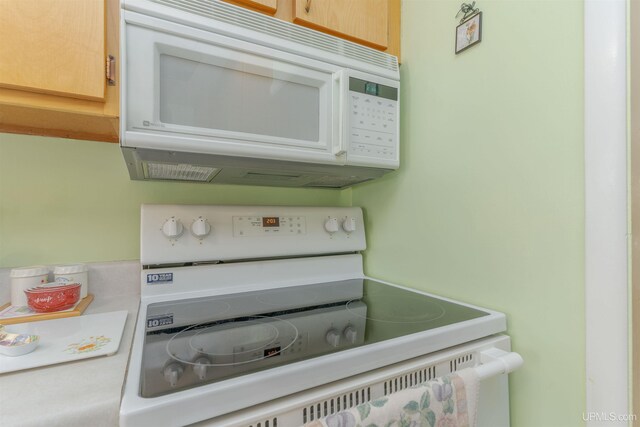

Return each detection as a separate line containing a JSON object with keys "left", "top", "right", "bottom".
{"left": 124, "top": 22, "right": 344, "bottom": 165}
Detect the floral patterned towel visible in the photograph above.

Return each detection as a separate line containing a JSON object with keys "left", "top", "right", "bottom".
{"left": 304, "top": 368, "right": 479, "bottom": 427}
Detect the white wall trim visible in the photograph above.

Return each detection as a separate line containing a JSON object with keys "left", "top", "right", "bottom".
{"left": 584, "top": 0, "right": 629, "bottom": 424}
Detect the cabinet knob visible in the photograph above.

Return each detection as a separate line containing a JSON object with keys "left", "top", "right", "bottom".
{"left": 305, "top": 0, "right": 312, "bottom": 13}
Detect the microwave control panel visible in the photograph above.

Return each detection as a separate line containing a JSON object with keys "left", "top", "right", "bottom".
{"left": 347, "top": 77, "right": 399, "bottom": 164}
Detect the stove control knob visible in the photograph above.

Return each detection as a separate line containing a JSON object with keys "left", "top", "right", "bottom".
{"left": 326, "top": 328, "right": 341, "bottom": 347}
{"left": 324, "top": 218, "right": 339, "bottom": 234}
{"left": 193, "top": 357, "right": 210, "bottom": 380}
{"left": 343, "top": 325, "right": 358, "bottom": 344}
{"left": 163, "top": 362, "right": 184, "bottom": 387}
{"left": 162, "top": 217, "right": 184, "bottom": 239}
{"left": 191, "top": 217, "right": 211, "bottom": 238}
{"left": 342, "top": 217, "right": 357, "bottom": 233}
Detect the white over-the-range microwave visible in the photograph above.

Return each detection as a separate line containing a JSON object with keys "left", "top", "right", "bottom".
{"left": 120, "top": 0, "right": 400, "bottom": 188}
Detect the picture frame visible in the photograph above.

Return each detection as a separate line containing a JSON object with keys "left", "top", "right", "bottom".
{"left": 455, "top": 12, "right": 482, "bottom": 54}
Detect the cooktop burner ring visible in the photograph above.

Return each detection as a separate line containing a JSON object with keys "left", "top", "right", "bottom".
{"left": 164, "top": 315, "right": 299, "bottom": 367}
{"left": 346, "top": 293, "right": 447, "bottom": 324}
{"left": 189, "top": 318, "right": 281, "bottom": 357}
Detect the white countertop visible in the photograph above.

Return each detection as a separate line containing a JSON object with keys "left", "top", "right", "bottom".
{"left": 0, "top": 261, "right": 140, "bottom": 427}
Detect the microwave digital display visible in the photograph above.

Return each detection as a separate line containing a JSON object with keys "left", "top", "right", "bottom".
{"left": 365, "top": 82, "right": 379, "bottom": 96}
{"left": 349, "top": 77, "right": 398, "bottom": 101}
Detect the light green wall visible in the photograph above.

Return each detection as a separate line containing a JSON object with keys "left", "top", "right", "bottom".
{"left": 353, "top": 0, "right": 584, "bottom": 426}
{"left": 0, "top": 133, "right": 349, "bottom": 268}
{"left": 0, "top": 1, "right": 585, "bottom": 422}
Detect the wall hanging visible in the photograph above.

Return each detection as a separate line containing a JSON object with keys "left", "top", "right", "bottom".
{"left": 455, "top": 2, "right": 482, "bottom": 54}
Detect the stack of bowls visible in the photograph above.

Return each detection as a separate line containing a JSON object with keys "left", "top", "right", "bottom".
{"left": 23, "top": 283, "right": 81, "bottom": 313}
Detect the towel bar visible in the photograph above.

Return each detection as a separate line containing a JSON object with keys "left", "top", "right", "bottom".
{"left": 475, "top": 348, "right": 524, "bottom": 380}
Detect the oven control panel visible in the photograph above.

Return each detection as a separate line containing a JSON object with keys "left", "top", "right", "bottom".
{"left": 232, "top": 215, "right": 307, "bottom": 237}
{"left": 141, "top": 205, "right": 365, "bottom": 265}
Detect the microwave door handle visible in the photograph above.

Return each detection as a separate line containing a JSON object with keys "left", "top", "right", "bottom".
{"left": 332, "top": 70, "right": 347, "bottom": 157}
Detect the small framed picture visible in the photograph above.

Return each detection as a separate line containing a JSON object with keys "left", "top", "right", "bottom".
{"left": 455, "top": 12, "right": 482, "bottom": 54}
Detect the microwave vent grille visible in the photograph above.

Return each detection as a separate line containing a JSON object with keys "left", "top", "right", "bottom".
{"left": 145, "top": 162, "right": 219, "bottom": 182}
{"left": 149, "top": 0, "right": 398, "bottom": 73}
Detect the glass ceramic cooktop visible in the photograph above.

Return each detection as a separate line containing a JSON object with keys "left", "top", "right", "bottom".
{"left": 140, "top": 279, "right": 489, "bottom": 397}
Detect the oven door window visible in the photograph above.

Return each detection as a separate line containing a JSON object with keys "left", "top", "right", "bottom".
{"left": 125, "top": 23, "right": 342, "bottom": 163}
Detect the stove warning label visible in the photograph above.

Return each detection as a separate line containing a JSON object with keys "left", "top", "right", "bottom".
{"left": 146, "top": 272, "right": 173, "bottom": 285}
{"left": 147, "top": 314, "right": 174, "bottom": 328}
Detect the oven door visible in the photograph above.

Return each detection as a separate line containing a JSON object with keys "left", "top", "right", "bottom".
{"left": 122, "top": 12, "right": 347, "bottom": 165}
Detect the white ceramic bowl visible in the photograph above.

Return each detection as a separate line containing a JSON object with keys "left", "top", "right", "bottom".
{"left": 0, "top": 328, "right": 39, "bottom": 357}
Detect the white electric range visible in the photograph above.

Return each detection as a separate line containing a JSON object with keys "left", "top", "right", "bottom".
{"left": 120, "top": 205, "right": 515, "bottom": 426}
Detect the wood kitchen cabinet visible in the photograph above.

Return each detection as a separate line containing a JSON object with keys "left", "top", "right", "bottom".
{"left": 0, "top": 0, "right": 119, "bottom": 143}
{"left": 293, "top": 0, "right": 387, "bottom": 49}
{"left": 224, "top": 0, "right": 401, "bottom": 59}
{"left": 226, "top": 0, "right": 278, "bottom": 15}
{"left": 0, "top": 0, "right": 396, "bottom": 145}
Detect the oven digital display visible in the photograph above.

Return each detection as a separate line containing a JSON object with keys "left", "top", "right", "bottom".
{"left": 264, "top": 346, "right": 281, "bottom": 358}
{"left": 262, "top": 217, "right": 280, "bottom": 227}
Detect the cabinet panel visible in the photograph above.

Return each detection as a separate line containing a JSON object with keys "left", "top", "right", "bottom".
{"left": 0, "top": 0, "right": 118, "bottom": 143}
{"left": 0, "top": 0, "right": 106, "bottom": 101}
{"left": 224, "top": 0, "right": 277, "bottom": 14}
{"left": 293, "top": 0, "right": 388, "bottom": 50}
{"left": 0, "top": 103, "right": 118, "bottom": 143}
{"left": 223, "top": 0, "right": 399, "bottom": 59}
{"left": 387, "top": 0, "right": 400, "bottom": 60}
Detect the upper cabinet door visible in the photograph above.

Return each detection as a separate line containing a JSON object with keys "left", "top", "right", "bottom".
{"left": 293, "top": 0, "right": 388, "bottom": 50}
{"left": 0, "top": 0, "right": 106, "bottom": 101}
